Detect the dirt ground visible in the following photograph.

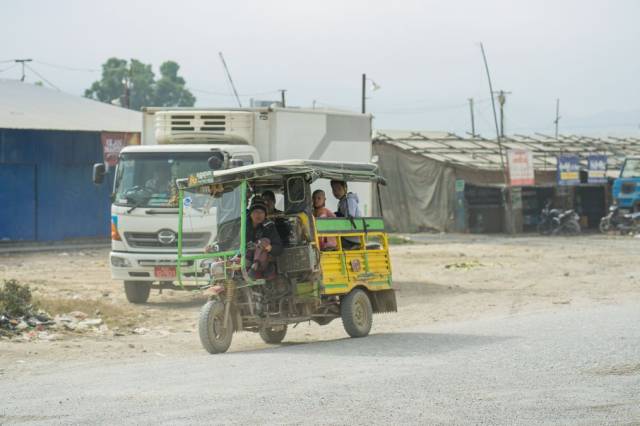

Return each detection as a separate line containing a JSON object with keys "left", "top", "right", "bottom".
{"left": 1, "top": 234, "right": 639, "bottom": 374}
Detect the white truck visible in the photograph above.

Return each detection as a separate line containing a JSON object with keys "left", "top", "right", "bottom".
{"left": 93, "top": 107, "right": 372, "bottom": 303}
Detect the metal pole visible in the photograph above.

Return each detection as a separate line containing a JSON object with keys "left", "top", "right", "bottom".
{"left": 219, "top": 52, "right": 242, "bottom": 107}
{"left": 123, "top": 64, "right": 131, "bottom": 109}
{"left": 498, "top": 90, "right": 506, "bottom": 138}
{"left": 15, "top": 59, "right": 32, "bottom": 82}
{"left": 468, "top": 98, "right": 476, "bottom": 137}
{"left": 554, "top": 98, "right": 560, "bottom": 140}
{"left": 280, "top": 89, "right": 287, "bottom": 108}
{"left": 480, "top": 43, "right": 513, "bottom": 233}
{"left": 361, "top": 73, "right": 366, "bottom": 114}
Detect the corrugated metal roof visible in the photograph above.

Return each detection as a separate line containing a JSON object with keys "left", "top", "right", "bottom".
{"left": 0, "top": 79, "right": 142, "bottom": 132}
{"left": 374, "top": 129, "right": 640, "bottom": 173}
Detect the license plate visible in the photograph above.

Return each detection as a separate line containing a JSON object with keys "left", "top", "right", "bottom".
{"left": 154, "top": 266, "right": 176, "bottom": 278}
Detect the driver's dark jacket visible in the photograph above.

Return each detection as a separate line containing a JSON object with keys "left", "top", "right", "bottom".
{"left": 246, "top": 219, "right": 284, "bottom": 257}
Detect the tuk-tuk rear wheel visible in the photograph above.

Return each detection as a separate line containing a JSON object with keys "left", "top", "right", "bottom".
{"left": 259, "top": 325, "right": 288, "bottom": 344}
{"left": 341, "top": 289, "right": 373, "bottom": 338}
{"left": 198, "top": 300, "right": 234, "bottom": 354}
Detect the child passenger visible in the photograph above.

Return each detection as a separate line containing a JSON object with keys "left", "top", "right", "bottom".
{"left": 312, "top": 189, "right": 337, "bottom": 250}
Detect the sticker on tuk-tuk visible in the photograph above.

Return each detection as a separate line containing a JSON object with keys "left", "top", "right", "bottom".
{"left": 183, "top": 196, "right": 193, "bottom": 207}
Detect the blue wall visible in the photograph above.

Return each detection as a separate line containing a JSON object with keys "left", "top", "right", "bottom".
{"left": 0, "top": 129, "right": 114, "bottom": 242}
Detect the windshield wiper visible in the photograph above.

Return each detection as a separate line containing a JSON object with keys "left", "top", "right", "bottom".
{"left": 125, "top": 197, "right": 145, "bottom": 213}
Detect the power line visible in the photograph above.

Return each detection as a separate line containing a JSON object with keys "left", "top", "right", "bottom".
{"left": 373, "top": 102, "right": 471, "bottom": 114}
{"left": 24, "top": 64, "right": 60, "bottom": 90}
{"left": 34, "top": 60, "right": 99, "bottom": 72}
{"left": 191, "top": 87, "right": 280, "bottom": 97}
{"left": 0, "top": 63, "right": 19, "bottom": 73}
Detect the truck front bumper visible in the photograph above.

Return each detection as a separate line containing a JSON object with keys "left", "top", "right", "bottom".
{"left": 110, "top": 251, "right": 206, "bottom": 282}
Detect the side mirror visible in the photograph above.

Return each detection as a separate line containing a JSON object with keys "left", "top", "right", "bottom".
{"left": 208, "top": 151, "right": 228, "bottom": 170}
{"left": 229, "top": 159, "right": 244, "bottom": 168}
{"left": 93, "top": 163, "right": 106, "bottom": 185}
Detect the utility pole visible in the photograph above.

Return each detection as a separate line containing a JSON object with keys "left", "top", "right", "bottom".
{"left": 361, "top": 73, "right": 366, "bottom": 114}
{"left": 122, "top": 64, "right": 132, "bottom": 109}
{"left": 468, "top": 98, "right": 476, "bottom": 137}
{"left": 279, "top": 89, "right": 287, "bottom": 108}
{"left": 15, "top": 59, "right": 33, "bottom": 82}
{"left": 218, "top": 52, "right": 242, "bottom": 108}
{"left": 494, "top": 89, "right": 511, "bottom": 138}
{"left": 554, "top": 98, "right": 560, "bottom": 139}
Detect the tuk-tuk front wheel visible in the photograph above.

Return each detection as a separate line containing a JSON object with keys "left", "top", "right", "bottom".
{"left": 341, "top": 289, "right": 373, "bottom": 338}
{"left": 198, "top": 300, "right": 234, "bottom": 354}
{"left": 259, "top": 325, "right": 288, "bottom": 344}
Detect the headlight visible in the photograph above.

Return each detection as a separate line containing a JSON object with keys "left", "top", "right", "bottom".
{"left": 111, "top": 256, "right": 131, "bottom": 267}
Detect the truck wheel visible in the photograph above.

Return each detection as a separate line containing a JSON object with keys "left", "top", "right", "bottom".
{"left": 123, "top": 281, "right": 151, "bottom": 304}
{"left": 259, "top": 325, "right": 287, "bottom": 344}
{"left": 199, "top": 300, "right": 234, "bottom": 354}
{"left": 341, "top": 289, "right": 373, "bottom": 338}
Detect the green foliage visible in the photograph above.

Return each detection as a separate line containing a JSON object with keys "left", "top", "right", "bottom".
{"left": 0, "top": 279, "right": 34, "bottom": 317}
{"left": 84, "top": 58, "right": 195, "bottom": 110}
{"left": 153, "top": 61, "right": 196, "bottom": 107}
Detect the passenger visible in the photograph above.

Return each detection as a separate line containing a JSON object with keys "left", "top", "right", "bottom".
{"left": 330, "top": 180, "right": 362, "bottom": 249}
{"left": 246, "top": 197, "right": 283, "bottom": 280}
{"left": 330, "top": 180, "right": 362, "bottom": 218}
{"left": 262, "top": 190, "right": 283, "bottom": 216}
{"left": 312, "top": 189, "right": 337, "bottom": 250}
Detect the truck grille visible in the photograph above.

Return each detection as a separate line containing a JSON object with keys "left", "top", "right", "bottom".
{"left": 124, "top": 232, "right": 210, "bottom": 248}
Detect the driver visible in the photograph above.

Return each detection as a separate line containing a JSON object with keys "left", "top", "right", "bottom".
{"left": 262, "top": 190, "right": 283, "bottom": 216}
{"left": 145, "top": 168, "right": 171, "bottom": 193}
{"left": 246, "top": 197, "right": 283, "bottom": 280}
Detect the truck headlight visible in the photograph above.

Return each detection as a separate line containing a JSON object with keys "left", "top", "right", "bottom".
{"left": 111, "top": 256, "right": 131, "bottom": 267}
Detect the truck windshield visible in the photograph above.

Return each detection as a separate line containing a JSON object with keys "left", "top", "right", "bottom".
{"left": 114, "top": 153, "right": 214, "bottom": 207}
{"left": 181, "top": 184, "right": 243, "bottom": 253}
{"left": 620, "top": 158, "right": 640, "bottom": 178}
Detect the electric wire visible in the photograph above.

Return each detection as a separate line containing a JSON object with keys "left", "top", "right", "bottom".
{"left": 24, "top": 64, "right": 60, "bottom": 90}
{"left": 34, "top": 60, "right": 99, "bottom": 72}
{"left": 0, "top": 63, "right": 19, "bottom": 73}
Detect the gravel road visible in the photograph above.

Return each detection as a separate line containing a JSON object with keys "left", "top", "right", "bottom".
{"left": 2, "top": 303, "right": 638, "bottom": 425}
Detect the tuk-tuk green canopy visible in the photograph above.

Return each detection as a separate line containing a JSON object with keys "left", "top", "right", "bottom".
{"left": 179, "top": 159, "right": 387, "bottom": 189}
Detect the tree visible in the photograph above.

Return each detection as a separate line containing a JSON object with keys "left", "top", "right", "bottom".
{"left": 153, "top": 61, "right": 196, "bottom": 107}
{"left": 85, "top": 58, "right": 195, "bottom": 110}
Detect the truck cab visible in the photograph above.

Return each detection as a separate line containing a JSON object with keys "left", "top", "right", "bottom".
{"left": 612, "top": 157, "right": 640, "bottom": 213}
{"left": 108, "top": 144, "right": 258, "bottom": 302}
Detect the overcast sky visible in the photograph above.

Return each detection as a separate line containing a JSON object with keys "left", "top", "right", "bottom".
{"left": 2, "top": 0, "right": 639, "bottom": 136}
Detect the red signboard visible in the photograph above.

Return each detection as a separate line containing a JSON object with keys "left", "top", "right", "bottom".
{"left": 507, "top": 149, "right": 535, "bottom": 186}
{"left": 100, "top": 132, "right": 140, "bottom": 167}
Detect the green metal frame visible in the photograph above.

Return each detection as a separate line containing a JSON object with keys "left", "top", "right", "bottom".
{"left": 176, "top": 181, "right": 249, "bottom": 288}
{"left": 315, "top": 217, "right": 385, "bottom": 233}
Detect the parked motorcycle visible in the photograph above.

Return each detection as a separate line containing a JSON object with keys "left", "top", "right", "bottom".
{"left": 599, "top": 205, "right": 640, "bottom": 235}
{"left": 537, "top": 202, "right": 581, "bottom": 236}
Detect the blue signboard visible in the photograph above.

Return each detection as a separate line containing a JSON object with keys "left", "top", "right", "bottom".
{"left": 587, "top": 155, "right": 607, "bottom": 184}
{"left": 557, "top": 155, "right": 580, "bottom": 186}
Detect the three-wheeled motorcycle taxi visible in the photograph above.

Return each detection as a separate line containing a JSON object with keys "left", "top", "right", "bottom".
{"left": 175, "top": 160, "right": 397, "bottom": 353}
